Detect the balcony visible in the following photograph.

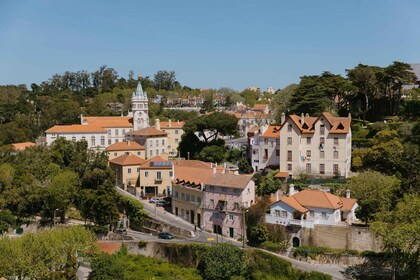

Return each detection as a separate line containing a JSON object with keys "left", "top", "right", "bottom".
{"left": 154, "top": 177, "right": 163, "bottom": 183}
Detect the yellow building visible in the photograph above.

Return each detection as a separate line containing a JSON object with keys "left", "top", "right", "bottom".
{"left": 109, "top": 154, "right": 146, "bottom": 195}
{"left": 138, "top": 156, "right": 174, "bottom": 197}
{"left": 106, "top": 141, "right": 145, "bottom": 160}
{"left": 155, "top": 119, "right": 185, "bottom": 158}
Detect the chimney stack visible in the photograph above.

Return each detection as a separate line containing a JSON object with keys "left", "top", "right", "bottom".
{"left": 213, "top": 167, "right": 216, "bottom": 175}
{"left": 155, "top": 119, "right": 160, "bottom": 130}
{"left": 305, "top": 113, "right": 309, "bottom": 118}
{"left": 345, "top": 189, "right": 351, "bottom": 198}
{"left": 288, "top": 184, "right": 295, "bottom": 196}
{"left": 281, "top": 112, "right": 285, "bottom": 125}
{"left": 276, "top": 190, "right": 279, "bottom": 201}
{"left": 301, "top": 113, "right": 304, "bottom": 125}
{"left": 169, "top": 119, "right": 172, "bottom": 127}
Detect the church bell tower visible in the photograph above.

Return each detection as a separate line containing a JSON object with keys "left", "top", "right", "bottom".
{"left": 132, "top": 77, "right": 149, "bottom": 130}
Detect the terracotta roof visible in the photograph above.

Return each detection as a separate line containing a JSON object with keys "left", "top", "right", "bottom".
{"left": 280, "top": 196, "right": 309, "bottom": 213}
{"left": 45, "top": 124, "right": 107, "bottom": 133}
{"left": 204, "top": 174, "right": 253, "bottom": 189}
{"left": 160, "top": 121, "right": 185, "bottom": 128}
{"left": 261, "top": 125, "right": 280, "bottom": 138}
{"left": 126, "top": 127, "right": 167, "bottom": 137}
{"left": 288, "top": 115, "right": 317, "bottom": 134}
{"left": 109, "top": 154, "right": 146, "bottom": 166}
{"left": 83, "top": 116, "right": 133, "bottom": 128}
{"left": 140, "top": 156, "right": 173, "bottom": 169}
{"left": 340, "top": 197, "right": 357, "bottom": 211}
{"left": 284, "top": 112, "right": 351, "bottom": 134}
{"left": 174, "top": 166, "right": 216, "bottom": 185}
{"left": 11, "top": 142, "right": 36, "bottom": 151}
{"left": 274, "top": 171, "right": 289, "bottom": 178}
{"left": 96, "top": 241, "right": 121, "bottom": 254}
{"left": 225, "top": 111, "right": 241, "bottom": 119}
{"left": 293, "top": 190, "right": 343, "bottom": 210}
{"left": 252, "top": 104, "right": 268, "bottom": 110}
{"left": 106, "top": 141, "right": 145, "bottom": 151}
{"left": 172, "top": 160, "right": 224, "bottom": 170}
{"left": 247, "top": 126, "right": 260, "bottom": 134}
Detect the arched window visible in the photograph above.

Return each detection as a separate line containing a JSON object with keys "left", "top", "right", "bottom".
{"left": 81, "top": 136, "right": 86, "bottom": 141}
{"left": 91, "top": 136, "right": 96, "bottom": 146}
{"left": 72, "top": 136, "right": 76, "bottom": 142}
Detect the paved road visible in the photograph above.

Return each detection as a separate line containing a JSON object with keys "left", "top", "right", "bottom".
{"left": 118, "top": 188, "right": 348, "bottom": 280}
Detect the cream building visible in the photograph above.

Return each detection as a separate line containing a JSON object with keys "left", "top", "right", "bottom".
{"left": 125, "top": 127, "right": 168, "bottom": 159}
{"left": 155, "top": 119, "right": 185, "bottom": 158}
{"left": 279, "top": 112, "right": 352, "bottom": 178}
{"left": 45, "top": 125, "right": 109, "bottom": 150}
{"left": 138, "top": 156, "right": 174, "bottom": 197}
{"left": 109, "top": 154, "right": 146, "bottom": 195}
{"left": 250, "top": 125, "right": 280, "bottom": 172}
{"left": 106, "top": 141, "right": 145, "bottom": 160}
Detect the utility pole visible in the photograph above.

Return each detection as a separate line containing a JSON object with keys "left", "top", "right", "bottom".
{"left": 154, "top": 187, "right": 157, "bottom": 218}
{"left": 242, "top": 205, "right": 246, "bottom": 248}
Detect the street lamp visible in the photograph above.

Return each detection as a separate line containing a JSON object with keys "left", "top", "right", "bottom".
{"left": 53, "top": 208, "right": 59, "bottom": 226}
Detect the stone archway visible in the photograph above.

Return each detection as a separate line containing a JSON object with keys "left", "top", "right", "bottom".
{"left": 292, "top": 237, "right": 300, "bottom": 247}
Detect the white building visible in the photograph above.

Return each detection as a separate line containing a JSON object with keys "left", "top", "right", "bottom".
{"left": 250, "top": 125, "right": 280, "bottom": 172}
{"left": 125, "top": 127, "right": 168, "bottom": 159}
{"left": 279, "top": 112, "right": 352, "bottom": 178}
{"left": 266, "top": 186, "right": 358, "bottom": 229}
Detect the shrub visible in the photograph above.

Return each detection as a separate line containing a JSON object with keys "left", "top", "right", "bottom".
{"left": 260, "top": 240, "right": 289, "bottom": 252}
{"left": 295, "top": 246, "right": 360, "bottom": 259}
{"left": 138, "top": 240, "right": 147, "bottom": 249}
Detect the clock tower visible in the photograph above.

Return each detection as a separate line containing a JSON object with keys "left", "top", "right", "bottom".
{"left": 132, "top": 78, "right": 149, "bottom": 130}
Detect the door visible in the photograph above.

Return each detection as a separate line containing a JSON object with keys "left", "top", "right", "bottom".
{"left": 190, "top": 210, "right": 195, "bottom": 225}
{"left": 197, "top": 214, "right": 201, "bottom": 228}
{"left": 175, "top": 207, "right": 178, "bottom": 216}
{"left": 292, "top": 237, "right": 300, "bottom": 247}
{"left": 229, "top": 227, "right": 234, "bottom": 238}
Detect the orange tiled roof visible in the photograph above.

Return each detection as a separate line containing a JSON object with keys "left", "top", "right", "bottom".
{"left": 204, "top": 174, "right": 253, "bottom": 189}
{"left": 285, "top": 112, "right": 351, "bottom": 134}
{"left": 172, "top": 160, "right": 224, "bottom": 170}
{"left": 274, "top": 171, "right": 289, "bottom": 178}
{"left": 106, "top": 141, "right": 145, "bottom": 151}
{"left": 340, "top": 197, "right": 357, "bottom": 211}
{"left": 84, "top": 116, "right": 133, "bottom": 128}
{"left": 109, "top": 154, "right": 146, "bottom": 166}
{"left": 261, "top": 126, "right": 280, "bottom": 138}
{"left": 225, "top": 111, "right": 241, "bottom": 119}
{"left": 126, "top": 127, "right": 167, "bottom": 137}
{"left": 174, "top": 166, "right": 216, "bottom": 185}
{"left": 11, "top": 142, "right": 36, "bottom": 151}
{"left": 160, "top": 121, "right": 185, "bottom": 128}
{"left": 293, "top": 190, "right": 343, "bottom": 210}
{"left": 140, "top": 156, "right": 173, "bottom": 169}
{"left": 45, "top": 124, "right": 107, "bottom": 133}
{"left": 280, "top": 196, "right": 309, "bottom": 213}
{"left": 96, "top": 241, "right": 121, "bottom": 254}
{"left": 252, "top": 104, "right": 268, "bottom": 110}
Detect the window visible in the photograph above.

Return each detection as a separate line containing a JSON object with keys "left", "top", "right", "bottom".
{"left": 320, "top": 137, "right": 325, "bottom": 145}
{"left": 264, "top": 149, "right": 268, "bottom": 159}
{"left": 306, "top": 163, "right": 311, "bottom": 173}
{"left": 310, "top": 211, "right": 314, "bottom": 218}
{"left": 122, "top": 129, "right": 126, "bottom": 135}
{"left": 181, "top": 193, "right": 185, "bottom": 200}
{"left": 191, "top": 195, "right": 195, "bottom": 203}
{"left": 281, "top": 211, "right": 287, "bottom": 217}
{"left": 150, "top": 141, "right": 153, "bottom": 147}
{"left": 175, "top": 130, "right": 178, "bottom": 135}
{"left": 287, "top": 137, "right": 292, "bottom": 145}
{"left": 107, "top": 130, "right": 111, "bottom": 136}
{"left": 210, "top": 199, "right": 214, "bottom": 206}
{"left": 114, "top": 152, "right": 117, "bottom": 156}
{"left": 91, "top": 136, "right": 95, "bottom": 146}
{"left": 276, "top": 139, "right": 280, "bottom": 144}
{"left": 234, "top": 189, "right": 240, "bottom": 193}
{"left": 174, "top": 190, "right": 178, "bottom": 198}
{"left": 137, "top": 151, "right": 141, "bottom": 155}
{"left": 222, "top": 187, "right": 227, "bottom": 192}
{"left": 287, "top": 124, "right": 292, "bottom": 132}
{"left": 82, "top": 136, "right": 86, "bottom": 141}
{"left": 108, "top": 139, "right": 111, "bottom": 145}
{"left": 334, "top": 137, "right": 339, "bottom": 145}
{"left": 209, "top": 186, "right": 215, "bottom": 191}
{"left": 150, "top": 150, "right": 153, "bottom": 157}
{"left": 137, "top": 167, "right": 140, "bottom": 173}
{"left": 320, "top": 164, "right": 325, "bottom": 174}
{"left": 186, "top": 194, "right": 190, "bottom": 202}
{"left": 320, "top": 150, "right": 325, "bottom": 158}
{"left": 264, "top": 138, "right": 268, "bottom": 144}
{"left": 306, "top": 150, "right": 311, "bottom": 157}
{"left": 101, "top": 136, "right": 105, "bottom": 146}
{"left": 307, "top": 137, "right": 311, "bottom": 145}
{"left": 156, "top": 140, "right": 159, "bottom": 147}
{"left": 197, "top": 197, "right": 201, "bottom": 205}
{"left": 334, "top": 151, "right": 338, "bottom": 159}
{"left": 275, "top": 210, "right": 281, "bottom": 217}
{"left": 287, "top": 151, "right": 292, "bottom": 161}
{"left": 156, "top": 171, "right": 162, "bottom": 180}
{"left": 175, "top": 139, "right": 179, "bottom": 144}
{"left": 169, "top": 171, "right": 173, "bottom": 177}
{"left": 128, "top": 168, "right": 131, "bottom": 174}
{"left": 322, "top": 212, "right": 327, "bottom": 219}
{"left": 181, "top": 209, "right": 184, "bottom": 218}
{"left": 276, "top": 149, "right": 280, "bottom": 156}
{"left": 72, "top": 136, "right": 76, "bottom": 142}
{"left": 145, "top": 171, "right": 149, "bottom": 177}
{"left": 115, "top": 139, "right": 119, "bottom": 143}
{"left": 320, "top": 124, "right": 325, "bottom": 135}
{"left": 115, "top": 129, "right": 119, "bottom": 136}
{"left": 333, "top": 164, "right": 339, "bottom": 174}
{"left": 162, "top": 139, "right": 165, "bottom": 146}
{"left": 156, "top": 149, "right": 159, "bottom": 155}
{"left": 287, "top": 164, "right": 292, "bottom": 171}
{"left": 229, "top": 214, "right": 234, "bottom": 220}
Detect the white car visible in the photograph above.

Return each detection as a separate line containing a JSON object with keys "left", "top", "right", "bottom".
{"left": 149, "top": 197, "right": 162, "bottom": 203}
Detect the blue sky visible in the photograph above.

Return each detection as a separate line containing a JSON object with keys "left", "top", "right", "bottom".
{"left": 1, "top": 0, "right": 419, "bottom": 90}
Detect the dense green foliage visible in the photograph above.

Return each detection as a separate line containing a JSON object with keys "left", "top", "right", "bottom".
{"left": 253, "top": 170, "right": 282, "bottom": 196}
{"left": 0, "top": 226, "right": 97, "bottom": 279}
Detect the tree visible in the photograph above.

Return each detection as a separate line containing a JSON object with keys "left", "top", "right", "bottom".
{"left": 238, "top": 158, "right": 253, "bottom": 174}
{"left": 89, "top": 253, "right": 124, "bottom": 280}
{"left": 200, "top": 244, "right": 246, "bottom": 280}
{"left": 249, "top": 224, "right": 269, "bottom": 245}
{"left": 154, "top": 70, "right": 177, "bottom": 91}
{"left": 271, "top": 83, "right": 298, "bottom": 124}
{"left": 197, "top": 145, "right": 226, "bottom": 163}
{"left": 255, "top": 171, "right": 281, "bottom": 196}
{"left": 240, "top": 89, "right": 257, "bottom": 106}
{"left": 200, "top": 91, "right": 215, "bottom": 113}
{"left": 0, "top": 210, "right": 16, "bottom": 233}
{"left": 345, "top": 171, "right": 400, "bottom": 224}
{"left": 370, "top": 194, "right": 420, "bottom": 280}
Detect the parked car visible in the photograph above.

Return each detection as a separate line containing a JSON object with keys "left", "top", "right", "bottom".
{"left": 115, "top": 228, "right": 127, "bottom": 235}
{"left": 158, "top": 232, "right": 174, "bottom": 239}
{"left": 149, "top": 197, "right": 162, "bottom": 203}
{"left": 156, "top": 200, "right": 170, "bottom": 207}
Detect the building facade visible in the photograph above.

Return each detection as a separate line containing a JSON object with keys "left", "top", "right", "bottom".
{"left": 106, "top": 141, "right": 145, "bottom": 160}
{"left": 250, "top": 125, "right": 280, "bottom": 172}
{"left": 279, "top": 112, "right": 352, "bottom": 178}
{"left": 109, "top": 154, "right": 146, "bottom": 194}
{"left": 126, "top": 127, "right": 168, "bottom": 159}
{"left": 155, "top": 119, "right": 185, "bottom": 158}
{"left": 138, "top": 156, "right": 174, "bottom": 196}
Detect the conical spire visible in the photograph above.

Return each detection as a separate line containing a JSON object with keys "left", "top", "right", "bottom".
{"left": 133, "top": 78, "right": 147, "bottom": 99}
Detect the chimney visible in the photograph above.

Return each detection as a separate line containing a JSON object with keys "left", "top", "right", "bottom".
{"left": 213, "top": 167, "right": 216, "bottom": 175}
{"left": 345, "top": 189, "right": 351, "bottom": 198}
{"left": 288, "top": 184, "right": 295, "bottom": 196}
{"left": 305, "top": 113, "right": 309, "bottom": 118}
{"left": 80, "top": 114, "right": 83, "bottom": 124}
{"left": 348, "top": 112, "right": 352, "bottom": 119}
{"left": 210, "top": 162, "right": 213, "bottom": 168}
{"left": 276, "top": 190, "right": 279, "bottom": 201}
{"left": 128, "top": 141, "right": 131, "bottom": 146}
{"left": 155, "top": 119, "right": 160, "bottom": 130}
{"left": 169, "top": 119, "right": 172, "bottom": 127}
{"left": 300, "top": 113, "right": 304, "bottom": 125}
{"left": 281, "top": 112, "right": 285, "bottom": 125}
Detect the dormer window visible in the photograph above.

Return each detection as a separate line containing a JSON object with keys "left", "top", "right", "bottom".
{"left": 287, "top": 124, "right": 292, "bottom": 132}
{"left": 320, "top": 124, "right": 325, "bottom": 135}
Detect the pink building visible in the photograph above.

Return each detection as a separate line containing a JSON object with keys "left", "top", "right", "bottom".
{"left": 203, "top": 174, "right": 255, "bottom": 239}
